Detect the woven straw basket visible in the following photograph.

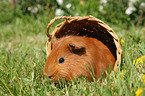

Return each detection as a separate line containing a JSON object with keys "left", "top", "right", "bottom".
{"left": 46, "top": 15, "right": 122, "bottom": 70}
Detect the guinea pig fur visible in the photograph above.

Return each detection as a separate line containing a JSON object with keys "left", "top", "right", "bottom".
{"left": 44, "top": 36, "right": 115, "bottom": 82}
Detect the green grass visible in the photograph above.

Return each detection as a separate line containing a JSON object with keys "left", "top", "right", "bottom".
{"left": 0, "top": 15, "right": 145, "bottom": 95}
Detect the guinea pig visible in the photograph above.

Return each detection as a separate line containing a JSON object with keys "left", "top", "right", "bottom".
{"left": 44, "top": 36, "right": 115, "bottom": 82}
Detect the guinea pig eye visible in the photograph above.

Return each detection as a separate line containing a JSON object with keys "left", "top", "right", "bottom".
{"left": 59, "top": 57, "right": 65, "bottom": 64}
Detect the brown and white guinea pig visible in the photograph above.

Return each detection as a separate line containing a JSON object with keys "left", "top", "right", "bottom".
{"left": 44, "top": 36, "right": 115, "bottom": 82}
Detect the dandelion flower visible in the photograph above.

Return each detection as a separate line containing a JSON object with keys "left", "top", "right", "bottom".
{"left": 120, "top": 70, "right": 126, "bottom": 80}
{"left": 142, "top": 74, "right": 145, "bottom": 84}
{"left": 120, "top": 39, "right": 124, "bottom": 44}
{"left": 135, "top": 88, "right": 144, "bottom": 96}
{"left": 133, "top": 55, "right": 145, "bottom": 68}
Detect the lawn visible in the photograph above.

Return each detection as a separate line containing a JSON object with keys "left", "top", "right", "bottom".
{"left": 0, "top": 0, "right": 145, "bottom": 95}
{"left": 0, "top": 15, "right": 144, "bottom": 95}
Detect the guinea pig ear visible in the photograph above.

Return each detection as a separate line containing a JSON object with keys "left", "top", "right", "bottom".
{"left": 68, "top": 43, "right": 86, "bottom": 56}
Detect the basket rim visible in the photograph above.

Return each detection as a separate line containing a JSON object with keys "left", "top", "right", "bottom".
{"left": 46, "top": 15, "right": 122, "bottom": 70}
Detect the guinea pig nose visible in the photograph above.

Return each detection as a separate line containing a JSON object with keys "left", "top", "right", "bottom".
{"left": 48, "top": 76, "right": 52, "bottom": 79}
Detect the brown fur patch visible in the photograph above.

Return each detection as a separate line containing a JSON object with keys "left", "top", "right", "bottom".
{"left": 44, "top": 36, "right": 115, "bottom": 82}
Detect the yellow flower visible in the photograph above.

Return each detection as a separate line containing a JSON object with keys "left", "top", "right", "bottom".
{"left": 120, "top": 70, "right": 126, "bottom": 80}
{"left": 135, "top": 88, "right": 145, "bottom": 96}
{"left": 133, "top": 55, "right": 145, "bottom": 68}
{"left": 141, "top": 56, "right": 145, "bottom": 62}
{"left": 142, "top": 74, "right": 145, "bottom": 84}
{"left": 120, "top": 39, "right": 124, "bottom": 44}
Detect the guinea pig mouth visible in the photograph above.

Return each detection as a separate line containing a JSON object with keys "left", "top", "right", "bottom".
{"left": 48, "top": 72, "right": 72, "bottom": 82}
{"left": 44, "top": 68, "right": 57, "bottom": 77}
{"left": 46, "top": 71, "right": 58, "bottom": 80}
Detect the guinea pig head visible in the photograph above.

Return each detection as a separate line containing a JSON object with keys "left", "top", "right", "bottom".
{"left": 44, "top": 36, "right": 92, "bottom": 82}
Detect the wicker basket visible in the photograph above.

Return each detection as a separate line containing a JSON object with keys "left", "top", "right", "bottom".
{"left": 46, "top": 15, "right": 122, "bottom": 70}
